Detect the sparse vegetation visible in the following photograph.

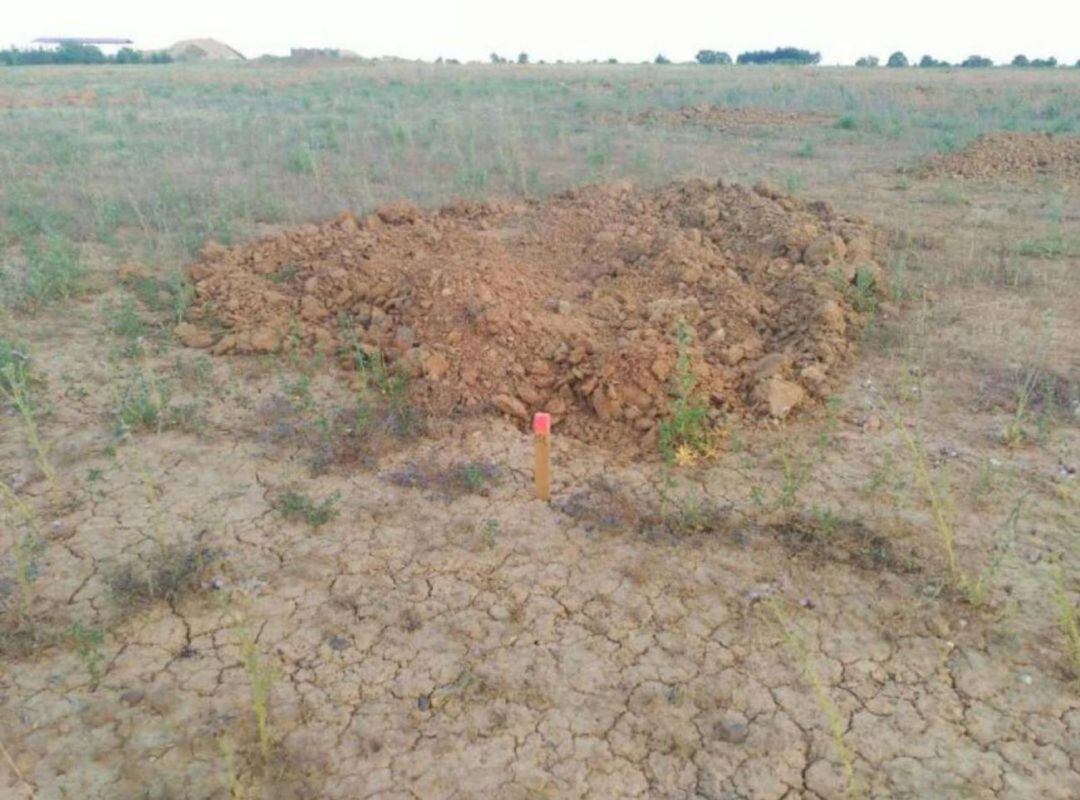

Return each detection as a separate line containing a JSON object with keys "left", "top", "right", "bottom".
{"left": 0, "top": 234, "right": 86, "bottom": 311}
{"left": 0, "top": 56, "right": 1078, "bottom": 798}
{"left": 386, "top": 459, "right": 499, "bottom": 498}
{"left": 236, "top": 618, "right": 277, "bottom": 762}
{"left": 765, "top": 599, "right": 861, "bottom": 797}
{"left": 658, "top": 322, "right": 711, "bottom": 463}
{"left": 1052, "top": 564, "right": 1080, "bottom": 684}
{"left": 107, "top": 544, "right": 215, "bottom": 608}
{"left": 66, "top": 621, "right": 106, "bottom": 687}
{"left": 274, "top": 489, "right": 341, "bottom": 529}
{"left": 0, "top": 356, "right": 60, "bottom": 502}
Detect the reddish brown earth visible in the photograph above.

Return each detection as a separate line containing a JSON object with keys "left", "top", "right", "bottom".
{"left": 631, "top": 105, "right": 831, "bottom": 129}
{"left": 923, "top": 132, "right": 1080, "bottom": 180}
{"left": 179, "top": 180, "right": 884, "bottom": 450}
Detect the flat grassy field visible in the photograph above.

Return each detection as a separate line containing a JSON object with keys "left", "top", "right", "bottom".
{"left": 1, "top": 61, "right": 1078, "bottom": 798}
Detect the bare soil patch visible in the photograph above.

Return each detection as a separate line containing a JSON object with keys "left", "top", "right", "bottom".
{"left": 631, "top": 104, "right": 831, "bottom": 129}
{"left": 922, "top": 132, "right": 1080, "bottom": 180}
{"left": 181, "top": 180, "right": 884, "bottom": 451}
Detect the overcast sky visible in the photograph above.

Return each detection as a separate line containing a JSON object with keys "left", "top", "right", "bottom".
{"left": 6, "top": 0, "right": 1079, "bottom": 65}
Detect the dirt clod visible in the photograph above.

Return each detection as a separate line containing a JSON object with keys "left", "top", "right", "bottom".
{"left": 182, "top": 180, "right": 883, "bottom": 449}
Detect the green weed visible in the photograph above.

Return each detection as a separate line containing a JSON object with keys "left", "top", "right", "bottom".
{"left": 66, "top": 621, "right": 106, "bottom": 687}
{"left": 659, "top": 322, "right": 711, "bottom": 463}
{"left": 1052, "top": 564, "right": 1080, "bottom": 685}
{"left": 237, "top": 622, "right": 277, "bottom": 762}
{"left": 112, "top": 361, "right": 173, "bottom": 437}
{"left": 275, "top": 489, "right": 341, "bottom": 530}
{"left": 765, "top": 599, "right": 861, "bottom": 797}
{"left": 0, "top": 358, "right": 60, "bottom": 502}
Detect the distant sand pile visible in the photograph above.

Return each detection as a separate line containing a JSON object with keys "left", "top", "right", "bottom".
{"left": 166, "top": 38, "right": 245, "bottom": 62}
{"left": 631, "top": 104, "right": 830, "bottom": 130}
{"left": 923, "top": 133, "right": 1080, "bottom": 180}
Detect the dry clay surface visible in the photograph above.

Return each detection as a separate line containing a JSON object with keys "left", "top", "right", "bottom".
{"left": 180, "top": 180, "right": 883, "bottom": 450}
{"left": 630, "top": 105, "right": 832, "bottom": 130}
{"left": 1, "top": 411, "right": 1078, "bottom": 800}
{"left": 923, "top": 132, "right": 1080, "bottom": 181}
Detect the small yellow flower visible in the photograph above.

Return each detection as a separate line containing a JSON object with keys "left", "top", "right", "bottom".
{"left": 674, "top": 444, "right": 698, "bottom": 467}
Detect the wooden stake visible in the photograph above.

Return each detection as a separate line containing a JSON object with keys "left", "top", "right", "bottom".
{"left": 533, "top": 412, "right": 551, "bottom": 502}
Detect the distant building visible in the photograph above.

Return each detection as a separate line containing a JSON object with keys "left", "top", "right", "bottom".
{"left": 33, "top": 37, "right": 133, "bottom": 56}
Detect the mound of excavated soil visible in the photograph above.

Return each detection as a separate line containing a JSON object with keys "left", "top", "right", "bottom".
{"left": 631, "top": 104, "right": 830, "bottom": 129}
{"left": 179, "top": 180, "right": 884, "bottom": 450}
{"left": 923, "top": 132, "right": 1080, "bottom": 180}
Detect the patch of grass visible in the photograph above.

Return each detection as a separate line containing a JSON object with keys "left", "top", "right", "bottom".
{"left": 385, "top": 459, "right": 499, "bottom": 498}
{"left": 776, "top": 446, "right": 811, "bottom": 509}
{"left": 931, "top": 182, "right": 968, "bottom": 206}
{"left": 274, "top": 489, "right": 341, "bottom": 529}
{"left": 355, "top": 347, "right": 423, "bottom": 439}
{"left": 0, "top": 484, "right": 52, "bottom": 658}
{"left": 1, "top": 527, "right": 44, "bottom": 630}
{"left": 0, "top": 234, "right": 86, "bottom": 312}
{"left": 1015, "top": 233, "right": 1071, "bottom": 259}
{"left": 0, "top": 356, "right": 60, "bottom": 502}
{"left": 479, "top": 518, "right": 501, "bottom": 547}
{"left": 107, "top": 544, "right": 215, "bottom": 608}
{"left": 769, "top": 509, "right": 916, "bottom": 573}
{"left": 104, "top": 294, "right": 150, "bottom": 356}
{"left": 659, "top": 321, "right": 711, "bottom": 464}
{"left": 111, "top": 361, "right": 185, "bottom": 437}
{"left": 122, "top": 270, "right": 195, "bottom": 324}
{"left": 795, "top": 140, "right": 817, "bottom": 158}
{"left": 850, "top": 267, "right": 881, "bottom": 315}
{"left": 286, "top": 148, "right": 318, "bottom": 176}
{"left": 1051, "top": 563, "right": 1080, "bottom": 685}
{"left": 66, "top": 621, "right": 106, "bottom": 687}
{"left": 836, "top": 114, "right": 858, "bottom": 130}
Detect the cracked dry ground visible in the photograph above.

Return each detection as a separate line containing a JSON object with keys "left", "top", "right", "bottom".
{"left": 1, "top": 330, "right": 1078, "bottom": 800}
{"left": 2, "top": 177, "right": 1080, "bottom": 797}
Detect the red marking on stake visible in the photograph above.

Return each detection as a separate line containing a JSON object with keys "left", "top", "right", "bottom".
{"left": 533, "top": 412, "right": 551, "bottom": 502}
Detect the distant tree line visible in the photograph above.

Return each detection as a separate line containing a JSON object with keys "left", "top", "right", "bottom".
{"left": 695, "top": 50, "right": 732, "bottom": 65}
{"left": 736, "top": 47, "right": 821, "bottom": 65}
{"left": 0, "top": 43, "right": 172, "bottom": 65}
{"left": 854, "top": 52, "right": 1073, "bottom": 69}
